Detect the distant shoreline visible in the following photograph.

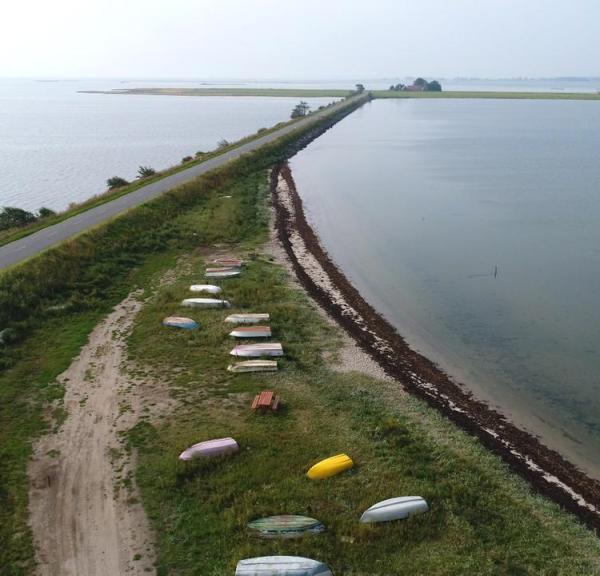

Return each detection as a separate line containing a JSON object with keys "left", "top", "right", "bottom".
{"left": 80, "top": 87, "right": 600, "bottom": 100}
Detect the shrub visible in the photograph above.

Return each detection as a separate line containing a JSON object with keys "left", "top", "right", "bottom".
{"left": 38, "top": 207, "right": 56, "bottom": 219}
{"left": 137, "top": 166, "right": 156, "bottom": 178}
{"left": 195, "top": 151, "right": 205, "bottom": 157}
{"left": 217, "top": 139, "right": 230, "bottom": 149}
{"left": 181, "top": 156, "right": 193, "bottom": 164}
{"left": 0, "top": 207, "right": 37, "bottom": 231}
{"left": 107, "top": 176, "right": 130, "bottom": 190}
{"left": 257, "top": 127, "right": 267, "bottom": 133}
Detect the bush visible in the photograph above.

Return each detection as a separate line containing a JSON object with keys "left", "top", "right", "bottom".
{"left": 195, "top": 151, "right": 205, "bottom": 157}
{"left": 181, "top": 156, "right": 193, "bottom": 164}
{"left": 137, "top": 166, "right": 156, "bottom": 178}
{"left": 257, "top": 128, "right": 267, "bottom": 134}
{"left": 217, "top": 139, "right": 230, "bottom": 149}
{"left": 0, "top": 207, "right": 37, "bottom": 231}
{"left": 38, "top": 207, "right": 56, "bottom": 219}
{"left": 107, "top": 176, "right": 130, "bottom": 190}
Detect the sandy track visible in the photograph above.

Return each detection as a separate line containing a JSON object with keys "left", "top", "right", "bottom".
{"left": 28, "top": 294, "right": 156, "bottom": 575}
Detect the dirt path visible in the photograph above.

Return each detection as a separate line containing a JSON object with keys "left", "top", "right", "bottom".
{"left": 28, "top": 294, "right": 156, "bottom": 576}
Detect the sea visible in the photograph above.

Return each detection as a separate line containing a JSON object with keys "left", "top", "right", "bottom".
{"left": 289, "top": 96, "right": 600, "bottom": 478}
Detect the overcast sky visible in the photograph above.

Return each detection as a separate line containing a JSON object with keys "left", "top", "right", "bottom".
{"left": 1, "top": 0, "right": 598, "bottom": 79}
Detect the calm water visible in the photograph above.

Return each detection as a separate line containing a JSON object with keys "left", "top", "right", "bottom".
{"left": 0, "top": 79, "right": 336, "bottom": 211}
{"left": 290, "top": 98, "right": 600, "bottom": 476}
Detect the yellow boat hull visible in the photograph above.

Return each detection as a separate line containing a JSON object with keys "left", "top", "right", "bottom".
{"left": 306, "top": 453, "right": 353, "bottom": 480}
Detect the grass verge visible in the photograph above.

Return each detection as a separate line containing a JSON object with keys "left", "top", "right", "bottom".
{"left": 0, "top": 99, "right": 363, "bottom": 574}
{"left": 124, "top": 171, "right": 600, "bottom": 575}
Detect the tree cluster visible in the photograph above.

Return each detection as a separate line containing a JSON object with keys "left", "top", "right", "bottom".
{"left": 290, "top": 101, "right": 310, "bottom": 118}
{"left": 389, "top": 78, "right": 442, "bottom": 92}
{"left": 0, "top": 206, "right": 57, "bottom": 231}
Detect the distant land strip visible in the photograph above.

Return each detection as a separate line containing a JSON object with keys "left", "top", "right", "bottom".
{"left": 80, "top": 87, "right": 600, "bottom": 100}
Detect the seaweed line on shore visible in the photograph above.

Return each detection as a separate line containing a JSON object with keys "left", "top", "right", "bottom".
{"left": 270, "top": 160, "right": 600, "bottom": 533}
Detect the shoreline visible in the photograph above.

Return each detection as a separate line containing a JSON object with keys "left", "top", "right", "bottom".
{"left": 270, "top": 161, "right": 600, "bottom": 532}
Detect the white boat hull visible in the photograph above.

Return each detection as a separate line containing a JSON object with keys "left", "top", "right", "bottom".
{"left": 360, "top": 496, "right": 428, "bottom": 523}
{"left": 236, "top": 556, "right": 332, "bottom": 576}
{"left": 227, "top": 361, "right": 278, "bottom": 373}
{"left": 230, "top": 326, "right": 272, "bottom": 338}
{"left": 225, "top": 313, "right": 270, "bottom": 324}
{"left": 205, "top": 270, "right": 240, "bottom": 279}
{"left": 181, "top": 298, "right": 230, "bottom": 308}
{"left": 190, "top": 284, "right": 222, "bottom": 294}
{"left": 230, "top": 343, "right": 283, "bottom": 357}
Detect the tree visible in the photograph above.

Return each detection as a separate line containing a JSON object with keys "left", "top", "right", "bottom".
{"left": 355, "top": 83, "right": 365, "bottom": 93}
{"left": 107, "top": 176, "right": 129, "bottom": 190}
{"left": 426, "top": 80, "right": 442, "bottom": 92}
{"left": 181, "top": 156, "right": 193, "bottom": 163}
{"left": 413, "top": 77, "right": 428, "bottom": 88}
{"left": 0, "top": 207, "right": 37, "bottom": 231}
{"left": 290, "top": 101, "right": 310, "bottom": 118}
{"left": 217, "top": 139, "right": 230, "bottom": 149}
{"left": 38, "top": 207, "right": 56, "bottom": 218}
{"left": 137, "top": 166, "right": 156, "bottom": 178}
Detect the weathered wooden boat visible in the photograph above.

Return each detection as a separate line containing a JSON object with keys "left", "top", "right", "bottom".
{"left": 227, "top": 360, "right": 278, "bottom": 373}
{"left": 178, "top": 437, "right": 239, "bottom": 461}
{"left": 205, "top": 269, "right": 240, "bottom": 279}
{"left": 213, "top": 257, "right": 244, "bottom": 268}
{"left": 247, "top": 515, "right": 325, "bottom": 539}
{"left": 189, "top": 284, "right": 222, "bottom": 294}
{"left": 230, "top": 325, "right": 272, "bottom": 338}
{"left": 230, "top": 343, "right": 283, "bottom": 357}
{"left": 235, "top": 556, "right": 332, "bottom": 576}
{"left": 360, "top": 496, "right": 428, "bottom": 523}
{"left": 180, "top": 298, "right": 231, "bottom": 308}
{"left": 225, "top": 313, "right": 270, "bottom": 324}
{"left": 306, "top": 454, "right": 353, "bottom": 480}
{"left": 162, "top": 316, "right": 199, "bottom": 330}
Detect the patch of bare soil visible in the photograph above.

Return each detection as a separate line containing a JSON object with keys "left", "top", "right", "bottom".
{"left": 28, "top": 294, "right": 157, "bottom": 575}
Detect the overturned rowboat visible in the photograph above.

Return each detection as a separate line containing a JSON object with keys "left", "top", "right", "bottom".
{"left": 225, "top": 313, "right": 270, "bottom": 324}
{"left": 190, "top": 284, "right": 222, "bottom": 294}
{"left": 178, "top": 437, "right": 239, "bottom": 461}
{"left": 235, "top": 556, "right": 332, "bottom": 576}
{"left": 181, "top": 298, "right": 230, "bottom": 308}
{"left": 162, "top": 316, "right": 199, "bottom": 330}
{"left": 205, "top": 269, "right": 240, "bottom": 279}
{"left": 230, "top": 326, "right": 272, "bottom": 338}
{"left": 227, "top": 360, "right": 278, "bottom": 373}
{"left": 360, "top": 496, "right": 429, "bottom": 523}
{"left": 248, "top": 515, "right": 325, "bottom": 539}
{"left": 230, "top": 343, "right": 283, "bottom": 358}
{"left": 307, "top": 454, "right": 353, "bottom": 480}
{"left": 214, "top": 258, "right": 243, "bottom": 268}
{"left": 205, "top": 266, "right": 238, "bottom": 273}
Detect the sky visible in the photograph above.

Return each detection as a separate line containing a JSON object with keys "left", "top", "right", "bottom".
{"left": 1, "top": 0, "right": 598, "bottom": 79}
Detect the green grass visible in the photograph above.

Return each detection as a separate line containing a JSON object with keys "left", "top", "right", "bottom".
{"left": 124, "top": 173, "right": 600, "bottom": 575}
{"left": 372, "top": 90, "right": 600, "bottom": 100}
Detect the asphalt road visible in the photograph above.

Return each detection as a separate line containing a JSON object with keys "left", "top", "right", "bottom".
{"left": 0, "top": 97, "right": 358, "bottom": 271}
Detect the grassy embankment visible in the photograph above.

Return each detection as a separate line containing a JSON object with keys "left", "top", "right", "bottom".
{"left": 1, "top": 92, "right": 600, "bottom": 575}
{"left": 0, "top": 100, "right": 340, "bottom": 248}
{"left": 0, "top": 99, "right": 362, "bottom": 575}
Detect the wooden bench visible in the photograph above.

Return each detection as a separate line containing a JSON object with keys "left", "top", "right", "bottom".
{"left": 251, "top": 390, "right": 280, "bottom": 412}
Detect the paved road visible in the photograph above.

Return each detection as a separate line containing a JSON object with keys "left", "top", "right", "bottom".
{"left": 0, "top": 97, "right": 361, "bottom": 271}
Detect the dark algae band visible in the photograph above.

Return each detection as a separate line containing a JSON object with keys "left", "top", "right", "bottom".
{"left": 271, "top": 161, "right": 600, "bottom": 533}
